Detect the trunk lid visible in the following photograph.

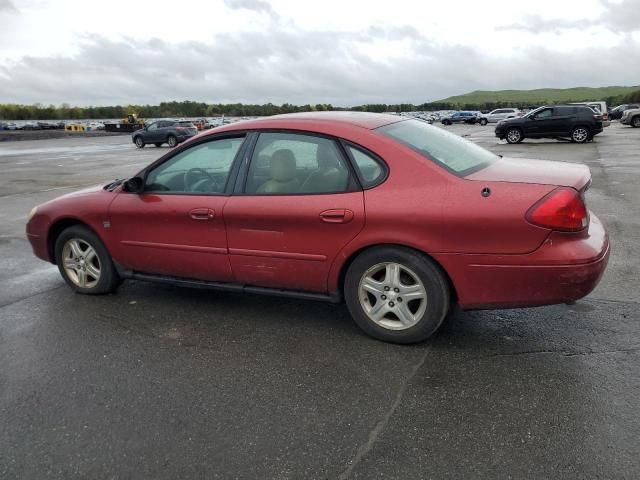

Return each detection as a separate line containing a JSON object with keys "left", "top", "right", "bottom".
{"left": 467, "top": 157, "right": 591, "bottom": 191}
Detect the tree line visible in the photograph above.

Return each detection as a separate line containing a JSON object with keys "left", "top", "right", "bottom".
{"left": 1, "top": 90, "right": 639, "bottom": 120}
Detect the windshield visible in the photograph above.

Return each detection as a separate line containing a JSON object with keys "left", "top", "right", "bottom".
{"left": 524, "top": 106, "right": 545, "bottom": 118}
{"left": 377, "top": 120, "right": 497, "bottom": 176}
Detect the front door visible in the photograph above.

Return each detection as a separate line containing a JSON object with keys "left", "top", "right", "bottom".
{"left": 108, "top": 135, "right": 247, "bottom": 281}
{"left": 524, "top": 107, "right": 555, "bottom": 136}
{"left": 224, "top": 132, "right": 365, "bottom": 293}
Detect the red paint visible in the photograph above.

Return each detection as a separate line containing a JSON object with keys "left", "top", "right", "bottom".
{"left": 26, "top": 112, "right": 610, "bottom": 309}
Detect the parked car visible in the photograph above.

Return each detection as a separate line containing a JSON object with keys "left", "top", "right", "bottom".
{"left": 132, "top": 120, "right": 198, "bottom": 148}
{"left": 478, "top": 108, "right": 521, "bottom": 125}
{"left": 612, "top": 104, "right": 640, "bottom": 121}
{"left": 26, "top": 112, "right": 609, "bottom": 344}
{"left": 620, "top": 107, "right": 640, "bottom": 127}
{"left": 441, "top": 111, "right": 478, "bottom": 125}
{"left": 495, "top": 105, "right": 603, "bottom": 144}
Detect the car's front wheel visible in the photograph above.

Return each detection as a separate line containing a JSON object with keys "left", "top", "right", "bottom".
{"left": 134, "top": 136, "right": 145, "bottom": 148}
{"left": 54, "top": 225, "right": 120, "bottom": 294}
{"left": 571, "top": 126, "right": 590, "bottom": 143}
{"left": 631, "top": 116, "right": 640, "bottom": 128}
{"left": 344, "top": 247, "right": 450, "bottom": 344}
{"left": 506, "top": 127, "right": 523, "bottom": 144}
{"left": 479, "top": 118, "right": 488, "bottom": 126}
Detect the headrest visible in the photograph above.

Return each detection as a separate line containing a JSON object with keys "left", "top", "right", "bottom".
{"left": 270, "top": 149, "right": 297, "bottom": 182}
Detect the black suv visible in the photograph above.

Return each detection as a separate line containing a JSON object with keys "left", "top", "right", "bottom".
{"left": 132, "top": 120, "right": 198, "bottom": 148}
{"left": 495, "top": 105, "right": 603, "bottom": 144}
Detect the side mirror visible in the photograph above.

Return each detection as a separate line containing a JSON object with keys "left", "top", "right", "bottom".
{"left": 123, "top": 176, "right": 144, "bottom": 193}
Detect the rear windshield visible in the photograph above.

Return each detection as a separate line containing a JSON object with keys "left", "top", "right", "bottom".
{"left": 178, "top": 121, "right": 195, "bottom": 127}
{"left": 377, "top": 119, "right": 497, "bottom": 176}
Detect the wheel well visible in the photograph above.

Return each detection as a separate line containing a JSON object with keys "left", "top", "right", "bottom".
{"left": 47, "top": 219, "right": 94, "bottom": 264}
{"left": 336, "top": 244, "right": 458, "bottom": 305}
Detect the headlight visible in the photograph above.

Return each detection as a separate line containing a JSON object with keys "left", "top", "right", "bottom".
{"left": 27, "top": 206, "right": 38, "bottom": 220}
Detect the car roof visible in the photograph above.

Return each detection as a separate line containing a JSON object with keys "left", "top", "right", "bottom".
{"left": 200, "top": 111, "right": 404, "bottom": 136}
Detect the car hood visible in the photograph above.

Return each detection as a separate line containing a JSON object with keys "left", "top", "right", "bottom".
{"left": 466, "top": 157, "right": 591, "bottom": 190}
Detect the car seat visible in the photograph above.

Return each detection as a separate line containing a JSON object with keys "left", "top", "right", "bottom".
{"left": 256, "top": 149, "right": 300, "bottom": 194}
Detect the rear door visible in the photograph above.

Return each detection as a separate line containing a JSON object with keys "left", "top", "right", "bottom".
{"left": 223, "top": 131, "right": 365, "bottom": 293}
{"left": 108, "top": 134, "right": 247, "bottom": 281}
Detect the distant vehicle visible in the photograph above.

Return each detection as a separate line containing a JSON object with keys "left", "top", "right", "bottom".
{"left": 37, "top": 121, "right": 59, "bottom": 130}
{"left": 105, "top": 113, "right": 146, "bottom": 133}
{"left": 495, "top": 105, "right": 603, "bottom": 144}
{"left": 5, "top": 122, "right": 18, "bottom": 130}
{"left": 569, "top": 102, "right": 610, "bottom": 126}
{"left": 610, "top": 104, "right": 640, "bottom": 120}
{"left": 26, "top": 112, "right": 609, "bottom": 344}
{"left": 620, "top": 107, "right": 640, "bottom": 128}
{"left": 132, "top": 120, "right": 198, "bottom": 148}
{"left": 441, "top": 111, "right": 477, "bottom": 125}
{"left": 22, "top": 122, "right": 41, "bottom": 130}
{"left": 478, "top": 108, "right": 521, "bottom": 126}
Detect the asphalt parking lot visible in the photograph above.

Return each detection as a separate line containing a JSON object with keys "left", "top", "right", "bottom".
{"left": 1, "top": 124, "right": 639, "bottom": 479}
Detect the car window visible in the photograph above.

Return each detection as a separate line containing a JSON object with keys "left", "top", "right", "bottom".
{"left": 178, "top": 121, "right": 195, "bottom": 128}
{"left": 346, "top": 145, "right": 386, "bottom": 188}
{"left": 555, "top": 106, "right": 575, "bottom": 115}
{"left": 145, "top": 136, "right": 245, "bottom": 194}
{"left": 245, "top": 132, "right": 351, "bottom": 195}
{"left": 147, "top": 122, "right": 159, "bottom": 131}
{"left": 378, "top": 119, "right": 497, "bottom": 176}
{"left": 534, "top": 108, "right": 553, "bottom": 119}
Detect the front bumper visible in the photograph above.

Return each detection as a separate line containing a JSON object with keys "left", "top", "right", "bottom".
{"left": 435, "top": 213, "right": 610, "bottom": 309}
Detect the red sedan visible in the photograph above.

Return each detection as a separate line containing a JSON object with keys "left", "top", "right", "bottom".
{"left": 26, "top": 112, "right": 609, "bottom": 343}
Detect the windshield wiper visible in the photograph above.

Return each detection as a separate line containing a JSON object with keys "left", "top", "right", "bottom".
{"left": 104, "top": 178, "right": 124, "bottom": 191}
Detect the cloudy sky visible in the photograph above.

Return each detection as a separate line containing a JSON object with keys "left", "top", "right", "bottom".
{"left": 0, "top": 0, "right": 639, "bottom": 106}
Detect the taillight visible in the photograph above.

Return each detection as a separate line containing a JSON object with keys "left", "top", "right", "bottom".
{"left": 593, "top": 114, "right": 602, "bottom": 121}
{"left": 176, "top": 127, "right": 185, "bottom": 131}
{"left": 602, "top": 112, "right": 609, "bottom": 120}
{"left": 526, "top": 187, "right": 589, "bottom": 232}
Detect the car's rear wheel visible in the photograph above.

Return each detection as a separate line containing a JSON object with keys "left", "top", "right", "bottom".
{"left": 506, "top": 127, "right": 523, "bottom": 144}
{"left": 571, "top": 126, "right": 590, "bottom": 143}
{"left": 167, "top": 135, "right": 177, "bottom": 147}
{"left": 479, "top": 118, "right": 488, "bottom": 126}
{"left": 442, "top": 120, "right": 451, "bottom": 126}
{"left": 344, "top": 247, "right": 450, "bottom": 344}
{"left": 154, "top": 143, "right": 162, "bottom": 147}
{"left": 54, "top": 225, "right": 120, "bottom": 295}
{"left": 134, "top": 136, "right": 145, "bottom": 148}
{"left": 632, "top": 116, "right": 640, "bottom": 128}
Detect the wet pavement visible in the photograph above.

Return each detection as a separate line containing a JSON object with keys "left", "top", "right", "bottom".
{"left": 1, "top": 125, "right": 639, "bottom": 479}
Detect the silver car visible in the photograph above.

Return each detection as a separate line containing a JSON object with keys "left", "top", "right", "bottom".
{"left": 478, "top": 108, "right": 521, "bottom": 125}
{"left": 621, "top": 108, "right": 640, "bottom": 128}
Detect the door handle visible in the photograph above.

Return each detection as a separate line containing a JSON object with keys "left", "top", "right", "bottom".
{"left": 319, "top": 209, "right": 354, "bottom": 224}
{"left": 189, "top": 208, "right": 215, "bottom": 220}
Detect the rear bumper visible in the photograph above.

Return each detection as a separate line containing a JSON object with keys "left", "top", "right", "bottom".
{"left": 435, "top": 213, "right": 610, "bottom": 309}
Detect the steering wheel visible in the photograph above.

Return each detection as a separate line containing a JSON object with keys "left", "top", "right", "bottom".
{"left": 184, "top": 168, "right": 216, "bottom": 192}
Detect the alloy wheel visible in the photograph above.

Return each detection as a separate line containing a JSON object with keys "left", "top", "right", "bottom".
{"left": 61, "top": 238, "right": 101, "bottom": 288}
{"left": 358, "top": 262, "right": 427, "bottom": 330}
{"left": 572, "top": 127, "right": 589, "bottom": 143}
{"left": 507, "top": 128, "right": 521, "bottom": 143}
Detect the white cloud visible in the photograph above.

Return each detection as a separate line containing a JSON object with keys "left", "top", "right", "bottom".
{"left": 0, "top": 0, "right": 638, "bottom": 105}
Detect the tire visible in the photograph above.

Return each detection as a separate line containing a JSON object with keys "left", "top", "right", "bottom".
{"left": 167, "top": 135, "right": 177, "bottom": 147}
{"left": 442, "top": 120, "right": 451, "bottom": 126}
{"left": 54, "top": 225, "right": 121, "bottom": 295}
{"left": 344, "top": 246, "right": 450, "bottom": 344}
{"left": 506, "top": 127, "right": 523, "bottom": 144}
{"left": 134, "top": 136, "right": 145, "bottom": 148}
{"left": 571, "top": 126, "right": 590, "bottom": 143}
{"left": 632, "top": 116, "right": 640, "bottom": 128}
{"left": 154, "top": 143, "right": 162, "bottom": 147}
{"left": 479, "top": 118, "right": 488, "bottom": 126}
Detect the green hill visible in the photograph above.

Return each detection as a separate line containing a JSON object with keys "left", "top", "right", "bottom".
{"left": 431, "top": 86, "right": 640, "bottom": 108}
